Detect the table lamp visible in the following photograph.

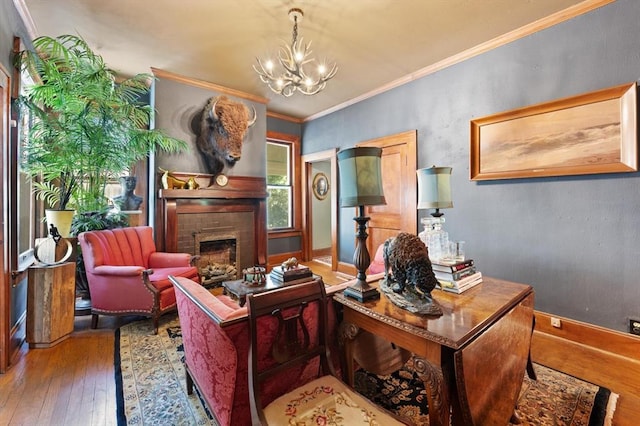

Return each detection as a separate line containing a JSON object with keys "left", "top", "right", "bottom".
{"left": 417, "top": 166, "right": 453, "bottom": 216}
{"left": 337, "top": 147, "right": 386, "bottom": 302}
{"left": 417, "top": 166, "right": 453, "bottom": 262}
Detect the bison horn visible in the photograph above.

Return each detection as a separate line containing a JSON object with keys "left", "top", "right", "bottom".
{"left": 209, "top": 98, "right": 219, "bottom": 122}
{"left": 247, "top": 105, "right": 257, "bottom": 127}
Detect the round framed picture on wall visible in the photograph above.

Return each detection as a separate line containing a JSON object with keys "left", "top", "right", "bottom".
{"left": 312, "top": 172, "right": 329, "bottom": 200}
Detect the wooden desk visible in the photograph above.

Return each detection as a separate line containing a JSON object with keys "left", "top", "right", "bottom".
{"left": 334, "top": 276, "right": 534, "bottom": 426}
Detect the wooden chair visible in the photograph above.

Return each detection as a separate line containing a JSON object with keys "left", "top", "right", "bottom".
{"left": 246, "top": 280, "right": 406, "bottom": 425}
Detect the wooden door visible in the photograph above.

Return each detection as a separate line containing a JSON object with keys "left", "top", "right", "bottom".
{"left": 357, "top": 130, "right": 417, "bottom": 256}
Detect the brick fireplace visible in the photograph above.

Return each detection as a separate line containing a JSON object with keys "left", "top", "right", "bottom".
{"left": 155, "top": 175, "right": 267, "bottom": 283}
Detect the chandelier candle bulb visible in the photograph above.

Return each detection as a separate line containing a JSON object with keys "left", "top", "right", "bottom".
{"left": 254, "top": 7, "right": 337, "bottom": 97}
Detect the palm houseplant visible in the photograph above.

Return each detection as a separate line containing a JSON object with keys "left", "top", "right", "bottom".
{"left": 17, "top": 35, "right": 189, "bottom": 306}
{"left": 16, "top": 34, "right": 188, "bottom": 237}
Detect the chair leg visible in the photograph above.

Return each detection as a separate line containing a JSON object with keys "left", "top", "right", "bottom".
{"left": 186, "top": 367, "right": 194, "bottom": 395}
{"left": 91, "top": 314, "right": 99, "bottom": 329}
{"left": 152, "top": 314, "right": 159, "bottom": 335}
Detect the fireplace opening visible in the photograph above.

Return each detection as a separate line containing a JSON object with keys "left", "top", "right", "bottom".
{"left": 195, "top": 232, "right": 240, "bottom": 288}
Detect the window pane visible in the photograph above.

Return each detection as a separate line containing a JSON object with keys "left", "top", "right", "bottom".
{"left": 267, "top": 186, "right": 291, "bottom": 229}
{"left": 267, "top": 142, "right": 290, "bottom": 185}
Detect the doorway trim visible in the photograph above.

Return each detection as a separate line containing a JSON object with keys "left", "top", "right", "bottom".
{"left": 302, "top": 149, "right": 338, "bottom": 271}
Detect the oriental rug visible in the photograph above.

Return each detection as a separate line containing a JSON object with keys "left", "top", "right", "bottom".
{"left": 115, "top": 314, "right": 617, "bottom": 426}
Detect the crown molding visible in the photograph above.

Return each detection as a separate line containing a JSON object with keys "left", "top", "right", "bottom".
{"left": 151, "top": 67, "right": 269, "bottom": 105}
{"left": 304, "top": 0, "right": 616, "bottom": 122}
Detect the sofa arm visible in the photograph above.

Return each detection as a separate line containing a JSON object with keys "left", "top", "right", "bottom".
{"left": 92, "top": 265, "right": 145, "bottom": 276}
{"left": 149, "top": 252, "right": 194, "bottom": 268}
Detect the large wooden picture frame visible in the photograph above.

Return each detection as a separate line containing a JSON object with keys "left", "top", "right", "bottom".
{"left": 470, "top": 82, "right": 637, "bottom": 180}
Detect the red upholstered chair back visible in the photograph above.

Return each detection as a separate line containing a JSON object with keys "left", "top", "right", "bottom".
{"left": 81, "top": 226, "right": 157, "bottom": 270}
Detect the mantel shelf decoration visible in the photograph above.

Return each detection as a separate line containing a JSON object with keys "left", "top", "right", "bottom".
{"left": 470, "top": 82, "right": 637, "bottom": 180}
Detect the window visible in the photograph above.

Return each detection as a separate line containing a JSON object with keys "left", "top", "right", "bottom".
{"left": 266, "top": 132, "right": 300, "bottom": 231}
{"left": 267, "top": 141, "right": 291, "bottom": 229}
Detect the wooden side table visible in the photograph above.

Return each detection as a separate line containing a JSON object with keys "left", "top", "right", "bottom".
{"left": 27, "top": 262, "right": 76, "bottom": 348}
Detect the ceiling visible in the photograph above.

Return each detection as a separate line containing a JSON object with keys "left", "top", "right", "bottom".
{"left": 21, "top": 0, "right": 593, "bottom": 120}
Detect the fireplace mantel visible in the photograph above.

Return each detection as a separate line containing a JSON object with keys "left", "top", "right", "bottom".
{"left": 158, "top": 188, "right": 267, "bottom": 199}
{"left": 155, "top": 175, "right": 267, "bottom": 267}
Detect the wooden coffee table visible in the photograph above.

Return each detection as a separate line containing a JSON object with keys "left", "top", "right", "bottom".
{"left": 223, "top": 275, "right": 321, "bottom": 306}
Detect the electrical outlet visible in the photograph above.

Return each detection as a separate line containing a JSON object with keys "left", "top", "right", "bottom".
{"left": 551, "top": 317, "right": 562, "bottom": 328}
{"left": 630, "top": 319, "right": 640, "bottom": 336}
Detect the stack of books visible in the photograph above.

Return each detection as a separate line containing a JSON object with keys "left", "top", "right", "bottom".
{"left": 270, "top": 265, "right": 314, "bottom": 285}
{"left": 432, "top": 259, "right": 483, "bottom": 294}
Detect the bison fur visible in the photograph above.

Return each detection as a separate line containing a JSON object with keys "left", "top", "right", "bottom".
{"left": 195, "top": 96, "right": 256, "bottom": 176}
{"left": 383, "top": 232, "right": 439, "bottom": 299}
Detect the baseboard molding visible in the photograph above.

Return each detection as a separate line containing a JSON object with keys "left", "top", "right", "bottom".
{"left": 312, "top": 247, "right": 331, "bottom": 258}
{"left": 532, "top": 311, "right": 640, "bottom": 398}
{"left": 337, "top": 261, "right": 357, "bottom": 277}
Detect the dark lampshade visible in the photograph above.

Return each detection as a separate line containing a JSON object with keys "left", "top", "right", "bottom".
{"left": 337, "top": 147, "right": 386, "bottom": 208}
{"left": 417, "top": 166, "right": 453, "bottom": 211}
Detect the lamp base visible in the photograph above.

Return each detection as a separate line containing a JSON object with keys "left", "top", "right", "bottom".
{"left": 344, "top": 279, "right": 381, "bottom": 302}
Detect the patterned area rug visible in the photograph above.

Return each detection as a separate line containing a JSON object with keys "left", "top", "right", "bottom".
{"left": 115, "top": 314, "right": 617, "bottom": 425}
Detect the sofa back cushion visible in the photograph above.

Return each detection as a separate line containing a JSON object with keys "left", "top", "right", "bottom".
{"left": 80, "top": 226, "right": 157, "bottom": 269}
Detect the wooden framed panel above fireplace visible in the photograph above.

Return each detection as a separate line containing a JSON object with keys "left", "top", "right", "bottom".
{"left": 156, "top": 175, "right": 267, "bottom": 272}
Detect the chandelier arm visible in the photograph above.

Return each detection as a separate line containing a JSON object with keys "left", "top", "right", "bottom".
{"left": 254, "top": 7, "right": 337, "bottom": 96}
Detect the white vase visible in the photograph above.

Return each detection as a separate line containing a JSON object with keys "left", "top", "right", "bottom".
{"left": 45, "top": 209, "right": 76, "bottom": 238}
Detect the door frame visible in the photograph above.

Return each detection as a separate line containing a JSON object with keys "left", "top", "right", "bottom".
{"left": 302, "top": 149, "right": 338, "bottom": 271}
{"left": 0, "top": 63, "right": 11, "bottom": 372}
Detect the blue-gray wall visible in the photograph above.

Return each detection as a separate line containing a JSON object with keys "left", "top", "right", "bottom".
{"left": 303, "top": 0, "right": 640, "bottom": 333}
{"left": 267, "top": 116, "right": 301, "bottom": 137}
{"left": 154, "top": 77, "right": 266, "bottom": 177}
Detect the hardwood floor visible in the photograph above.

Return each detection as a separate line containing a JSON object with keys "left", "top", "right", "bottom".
{"left": 1, "top": 262, "right": 637, "bottom": 425}
{"left": 0, "top": 315, "right": 119, "bottom": 426}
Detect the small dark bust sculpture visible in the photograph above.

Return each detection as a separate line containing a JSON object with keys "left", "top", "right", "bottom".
{"left": 380, "top": 232, "right": 443, "bottom": 316}
{"left": 113, "top": 176, "right": 143, "bottom": 211}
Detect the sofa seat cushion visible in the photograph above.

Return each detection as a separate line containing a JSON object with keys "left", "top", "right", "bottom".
{"left": 263, "top": 375, "right": 403, "bottom": 425}
{"left": 149, "top": 266, "right": 199, "bottom": 292}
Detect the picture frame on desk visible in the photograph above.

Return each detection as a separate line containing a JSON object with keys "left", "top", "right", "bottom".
{"left": 470, "top": 82, "right": 637, "bottom": 180}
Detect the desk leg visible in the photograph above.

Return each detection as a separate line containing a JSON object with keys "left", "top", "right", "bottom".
{"left": 413, "top": 356, "right": 451, "bottom": 426}
{"left": 337, "top": 321, "right": 361, "bottom": 386}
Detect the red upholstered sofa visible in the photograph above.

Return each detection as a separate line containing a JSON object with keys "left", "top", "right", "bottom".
{"left": 171, "top": 275, "right": 340, "bottom": 426}
{"left": 78, "top": 226, "right": 199, "bottom": 333}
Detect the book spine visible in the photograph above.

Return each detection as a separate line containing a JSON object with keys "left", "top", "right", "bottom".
{"left": 432, "top": 259, "right": 474, "bottom": 273}
{"left": 434, "top": 266, "right": 476, "bottom": 281}
{"left": 437, "top": 272, "right": 482, "bottom": 289}
{"left": 271, "top": 266, "right": 311, "bottom": 278}
{"left": 270, "top": 275, "right": 315, "bottom": 286}
{"left": 441, "top": 277, "right": 483, "bottom": 294}
{"left": 271, "top": 272, "right": 312, "bottom": 282}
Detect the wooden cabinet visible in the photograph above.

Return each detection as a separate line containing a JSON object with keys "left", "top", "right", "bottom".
{"left": 27, "top": 262, "right": 76, "bottom": 348}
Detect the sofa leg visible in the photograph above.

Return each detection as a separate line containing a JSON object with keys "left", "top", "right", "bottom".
{"left": 91, "top": 314, "right": 99, "bottom": 329}
{"left": 186, "top": 368, "right": 194, "bottom": 395}
{"left": 152, "top": 315, "right": 159, "bottom": 335}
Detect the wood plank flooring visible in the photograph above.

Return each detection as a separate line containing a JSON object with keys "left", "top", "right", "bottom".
{"left": 1, "top": 261, "right": 637, "bottom": 425}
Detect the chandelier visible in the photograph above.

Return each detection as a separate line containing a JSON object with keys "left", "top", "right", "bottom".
{"left": 254, "top": 8, "right": 337, "bottom": 97}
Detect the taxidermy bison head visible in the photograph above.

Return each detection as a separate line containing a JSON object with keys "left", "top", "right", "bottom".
{"left": 195, "top": 95, "right": 257, "bottom": 176}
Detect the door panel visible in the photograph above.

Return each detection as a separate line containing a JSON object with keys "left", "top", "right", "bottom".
{"left": 358, "top": 130, "right": 417, "bottom": 256}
